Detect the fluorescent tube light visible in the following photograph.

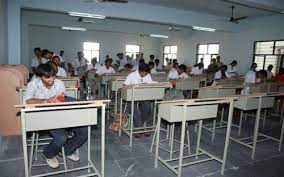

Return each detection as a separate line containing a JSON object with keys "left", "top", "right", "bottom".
{"left": 193, "top": 26, "right": 216, "bottom": 32}
{"left": 68, "top": 12, "right": 106, "bottom": 19}
{"left": 62, "top": 26, "right": 87, "bottom": 31}
{"left": 150, "top": 34, "right": 169, "bottom": 38}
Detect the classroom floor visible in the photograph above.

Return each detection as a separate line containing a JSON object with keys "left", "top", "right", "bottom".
{"left": 1, "top": 111, "right": 284, "bottom": 177}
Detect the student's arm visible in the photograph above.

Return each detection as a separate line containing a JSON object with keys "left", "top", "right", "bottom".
{"left": 26, "top": 96, "right": 59, "bottom": 104}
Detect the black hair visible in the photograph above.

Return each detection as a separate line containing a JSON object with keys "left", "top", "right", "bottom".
{"left": 173, "top": 63, "right": 179, "bottom": 67}
{"left": 148, "top": 61, "right": 154, "bottom": 67}
{"left": 198, "top": 62, "right": 204, "bottom": 68}
{"left": 178, "top": 64, "right": 187, "bottom": 72}
{"left": 41, "top": 49, "right": 50, "bottom": 57}
{"left": 154, "top": 59, "right": 160, "bottom": 64}
{"left": 35, "top": 64, "right": 56, "bottom": 77}
{"left": 60, "top": 50, "right": 64, "bottom": 53}
{"left": 220, "top": 65, "right": 227, "bottom": 71}
{"left": 150, "top": 55, "right": 155, "bottom": 59}
{"left": 173, "top": 59, "right": 177, "bottom": 63}
{"left": 124, "top": 64, "right": 132, "bottom": 69}
{"left": 231, "top": 60, "right": 237, "bottom": 65}
{"left": 138, "top": 63, "right": 150, "bottom": 73}
{"left": 139, "top": 59, "right": 145, "bottom": 64}
{"left": 34, "top": 47, "right": 41, "bottom": 52}
{"left": 257, "top": 70, "right": 267, "bottom": 78}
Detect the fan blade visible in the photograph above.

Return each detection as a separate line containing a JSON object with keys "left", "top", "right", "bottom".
{"left": 100, "top": 0, "right": 128, "bottom": 3}
{"left": 233, "top": 16, "right": 248, "bottom": 21}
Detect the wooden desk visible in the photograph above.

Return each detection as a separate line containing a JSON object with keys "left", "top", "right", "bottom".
{"left": 59, "top": 77, "right": 80, "bottom": 87}
{"left": 175, "top": 78, "right": 206, "bottom": 91}
{"left": 216, "top": 78, "right": 244, "bottom": 86}
{"left": 108, "top": 78, "right": 126, "bottom": 115}
{"left": 119, "top": 83, "right": 171, "bottom": 147}
{"left": 16, "top": 100, "right": 108, "bottom": 177}
{"left": 154, "top": 98, "right": 235, "bottom": 177}
{"left": 198, "top": 85, "right": 240, "bottom": 99}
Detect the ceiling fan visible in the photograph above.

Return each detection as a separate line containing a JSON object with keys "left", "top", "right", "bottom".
{"left": 168, "top": 26, "right": 181, "bottom": 32}
{"left": 84, "top": 0, "right": 128, "bottom": 3}
{"left": 229, "top": 5, "right": 248, "bottom": 24}
{"left": 77, "top": 17, "right": 96, "bottom": 24}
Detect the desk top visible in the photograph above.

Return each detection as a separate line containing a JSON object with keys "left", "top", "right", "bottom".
{"left": 121, "top": 82, "right": 172, "bottom": 90}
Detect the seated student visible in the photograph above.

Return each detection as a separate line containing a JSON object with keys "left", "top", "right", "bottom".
{"left": 242, "top": 70, "right": 267, "bottom": 94}
{"left": 119, "top": 63, "right": 133, "bottom": 73}
{"left": 190, "top": 63, "right": 204, "bottom": 75}
{"left": 244, "top": 63, "right": 258, "bottom": 84}
{"left": 226, "top": 60, "right": 238, "bottom": 77}
{"left": 274, "top": 68, "right": 284, "bottom": 83}
{"left": 168, "top": 63, "right": 179, "bottom": 80}
{"left": 154, "top": 59, "right": 163, "bottom": 70}
{"left": 177, "top": 64, "right": 189, "bottom": 79}
{"left": 266, "top": 64, "right": 274, "bottom": 80}
{"left": 23, "top": 64, "right": 87, "bottom": 168}
{"left": 131, "top": 59, "right": 145, "bottom": 71}
{"left": 96, "top": 59, "right": 116, "bottom": 76}
{"left": 89, "top": 57, "right": 101, "bottom": 71}
{"left": 67, "top": 63, "right": 75, "bottom": 76}
{"left": 124, "top": 63, "right": 156, "bottom": 138}
{"left": 214, "top": 65, "right": 229, "bottom": 80}
{"left": 52, "top": 55, "right": 67, "bottom": 77}
{"left": 148, "top": 61, "right": 158, "bottom": 75}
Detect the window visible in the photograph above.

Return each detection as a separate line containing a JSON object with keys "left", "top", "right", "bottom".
{"left": 163, "top": 45, "right": 177, "bottom": 65}
{"left": 83, "top": 42, "right": 100, "bottom": 62}
{"left": 196, "top": 43, "right": 219, "bottom": 69}
{"left": 253, "top": 40, "right": 284, "bottom": 74}
{"left": 126, "top": 45, "right": 140, "bottom": 58}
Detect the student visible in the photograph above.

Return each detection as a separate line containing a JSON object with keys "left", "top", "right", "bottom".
{"left": 244, "top": 63, "right": 258, "bottom": 84}
{"left": 67, "top": 63, "right": 75, "bottom": 76}
{"left": 73, "top": 51, "right": 89, "bottom": 76}
{"left": 23, "top": 64, "right": 87, "bottom": 169}
{"left": 131, "top": 59, "right": 145, "bottom": 71}
{"left": 154, "top": 59, "right": 163, "bottom": 70}
{"left": 214, "top": 65, "right": 229, "bottom": 80}
{"left": 226, "top": 60, "right": 238, "bottom": 77}
{"left": 124, "top": 63, "right": 156, "bottom": 138}
{"left": 190, "top": 63, "right": 204, "bottom": 75}
{"left": 59, "top": 50, "right": 66, "bottom": 69}
{"left": 117, "top": 53, "right": 127, "bottom": 71}
{"left": 168, "top": 63, "right": 179, "bottom": 80}
{"left": 266, "top": 65, "right": 274, "bottom": 80}
{"left": 90, "top": 57, "right": 102, "bottom": 71}
{"left": 31, "top": 47, "right": 45, "bottom": 73}
{"left": 96, "top": 59, "right": 116, "bottom": 76}
{"left": 207, "top": 58, "right": 219, "bottom": 73}
{"left": 148, "top": 61, "right": 158, "bottom": 75}
{"left": 177, "top": 64, "right": 189, "bottom": 79}
{"left": 42, "top": 49, "right": 63, "bottom": 64}
{"left": 216, "top": 56, "right": 224, "bottom": 68}
{"left": 149, "top": 54, "right": 155, "bottom": 62}
{"left": 52, "top": 55, "right": 67, "bottom": 77}
{"left": 242, "top": 70, "right": 267, "bottom": 94}
{"left": 274, "top": 68, "right": 284, "bottom": 83}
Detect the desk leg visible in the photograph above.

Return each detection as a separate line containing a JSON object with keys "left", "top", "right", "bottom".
{"left": 153, "top": 100, "right": 157, "bottom": 127}
{"left": 279, "top": 111, "right": 284, "bottom": 151}
{"left": 88, "top": 126, "right": 91, "bottom": 173}
{"left": 119, "top": 95, "right": 123, "bottom": 136}
{"left": 221, "top": 100, "right": 234, "bottom": 175}
{"left": 115, "top": 90, "right": 118, "bottom": 115}
{"left": 252, "top": 97, "right": 262, "bottom": 159}
{"left": 154, "top": 111, "right": 161, "bottom": 168}
{"left": 22, "top": 113, "right": 29, "bottom": 177}
{"left": 101, "top": 105, "right": 106, "bottom": 177}
{"left": 130, "top": 100, "right": 134, "bottom": 147}
{"left": 177, "top": 105, "right": 187, "bottom": 177}
{"left": 238, "top": 111, "right": 243, "bottom": 136}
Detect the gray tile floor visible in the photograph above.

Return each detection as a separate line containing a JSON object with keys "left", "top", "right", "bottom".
{"left": 1, "top": 111, "right": 284, "bottom": 177}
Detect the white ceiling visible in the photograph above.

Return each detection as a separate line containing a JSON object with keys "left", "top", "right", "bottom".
{"left": 128, "top": 0, "right": 284, "bottom": 17}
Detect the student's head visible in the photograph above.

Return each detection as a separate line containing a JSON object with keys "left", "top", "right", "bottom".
{"left": 106, "top": 54, "right": 110, "bottom": 59}
{"left": 231, "top": 60, "right": 238, "bottom": 67}
{"left": 198, "top": 63, "right": 204, "bottom": 69}
{"left": 216, "top": 56, "right": 221, "bottom": 62}
{"left": 220, "top": 65, "right": 227, "bottom": 72}
{"left": 34, "top": 47, "right": 41, "bottom": 57}
{"left": 154, "top": 59, "right": 160, "bottom": 65}
{"left": 135, "top": 54, "right": 140, "bottom": 60}
{"left": 211, "top": 58, "right": 216, "bottom": 63}
{"left": 51, "top": 55, "right": 61, "bottom": 66}
{"left": 35, "top": 64, "right": 56, "bottom": 87}
{"left": 173, "top": 59, "right": 177, "bottom": 64}
{"left": 268, "top": 65, "right": 273, "bottom": 71}
{"left": 59, "top": 50, "right": 64, "bottom": 57}
{"left": 256, "top": 70, "right": 267, "bottom": 83}
{"left": 165, "top": 58, "right": 169, "bottom": 62}
{"left": 77, "top": 51, "right": 84, "bottom": 59}
{"left": 46, "top": 61, "right": 58, "bottom": 73}
{"left": 200, "top": 58, "right": 204, "bottom": 63}
{"left": 148, "top": 62, "right": 155, "bottom": 69}
{"left": 124, "top": 64, "right": 132, "bottom": 70}
{"left": 173, "top": 62, "right": 179, "bottom": 69}
{"left": 91, "top": 57, "right": 98, "bottom": 66}
{"left": 41, "top": 49, "right": 52, "bottom": 59}
{"left": 150, "top": 55, "right": 155, "bottom": 61}
{"left": 105, "top": 59, "right": 112, "bottom": 68}
{"left": 67, "top": 63, "right": 73, "bottom": 68}
{"left": 177, "top": 64, "right": 187, "bottom": 75}
{"left": 138, "top": 63, "right": 150, "bottom": 77}
{"left": 250, "top": 63, "right": 257, "bottom": 69}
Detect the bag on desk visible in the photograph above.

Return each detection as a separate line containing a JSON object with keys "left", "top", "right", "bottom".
{"left": 109, "top": 113, "right": 128, "bottom": 131}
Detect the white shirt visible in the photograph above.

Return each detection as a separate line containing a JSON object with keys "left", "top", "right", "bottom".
{"left": 266, "top": 70, "right": 274, "bottom": 80}
{"left": 150, "top": 68, "right": 158, "bottom": 75}
{"left": 31, "top": 57, "right": 46, "bottom": 67}
{"left": 73, "top": 58, "right": 88, "bottom": 69}
{"left": 23, "top": 78, "right": 66, "bottom": 103}
{"left": 168, "top": 68, "right": 179, "bottom": 79}
{"left": 131, "top": 59, "right": 139, "bottom": 67}
{"left": 244, "top": 70, "right": 256, "bottom": 84}
{"left": 124, "top": 70, "right": 156, "bottom": 85}
{"left": 179, "top": 72, "right": 189, "bottom": 79}
{"left": 154, "top": 64, "right": 163, "bottom": 70}
{"left": 227, "top": 65, "right": 238, "bottom": 77}
{"left": 214, "top": 70, "right": 231, "bottom": 80}
{"left": 118, "top": 59, "right": 128, "bottom": 71}
{"left": 57, "top": 67, "right": 67, "bottom": 77}
{"left": 131, "top": 65, "right": 139, "bottom": 71}
{"left": 190, "top": 66, "right": 203, "bottom": 75}
{"left": 96, "top": 65, "right": 116, "bottom": 75}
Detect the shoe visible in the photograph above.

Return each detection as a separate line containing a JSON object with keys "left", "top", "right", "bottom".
{"left": 44, "top": 156, "right": 59, "bottom": 169}
{"left": 134, "top": 133, "right": 143, "bottom": 139}
{"left": 67, "top": 153, "right": 80, "bottom": 162}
